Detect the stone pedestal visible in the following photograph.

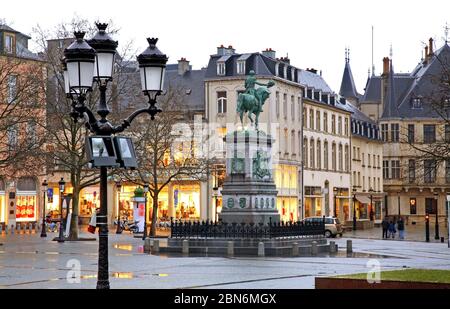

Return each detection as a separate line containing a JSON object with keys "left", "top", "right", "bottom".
{"left": 219, "top": 129, "right": 280, "bottom": 225}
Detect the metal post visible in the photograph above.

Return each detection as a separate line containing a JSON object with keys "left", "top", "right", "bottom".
{"left": 116, "top": 185, "right": 122, "bottom": 234}
{"left": 96, "top": 166, "right": 110, "bottom": 289}
{"left": 425, "top": 214, "right": 430, "bottom": 242}
{"left": 435, "top": 198, "right": 440, "bottom": 240}
{"left": 353, "top": 194, "right": 357, "bottom": 231}
{"left": 370, "top": 194, "right": 374, "bottom": 221}
{"left": 143, "top": 190, "right": 148, "bottom": 240}
{"left": 40, "top": 188, "right": 47, "bottom": 238}
{"left": 398, "top": 193, "right": 401, "bottom": 218}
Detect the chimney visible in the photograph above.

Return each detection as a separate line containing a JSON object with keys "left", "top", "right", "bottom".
{"left": 225, "top": 45, "right": 235, "bottom": 55}
{"left": 178, "top": 57, "right": 190, "bottom": 75}
{"left": 262, "top": 48, "right": 276, "bottom": 59}
{"left": 306, "top": 68, "right": 318, "bottom": 74}
{"left": 429, "top": 37, "right": 434, "bottom": 56}
{"left": 382, "top": 57, "right": 390, "bottom": 76}
{"left": 217, "top": 44, "right": 226, "bottom": 56}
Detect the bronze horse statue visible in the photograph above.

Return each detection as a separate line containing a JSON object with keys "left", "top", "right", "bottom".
{"left": 236, "top": 81, "right": 274, "bottom": 130}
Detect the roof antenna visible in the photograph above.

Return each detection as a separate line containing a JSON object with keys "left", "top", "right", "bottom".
{"left": 444, "top": 22, "right": 449, "bottom": 44}
{"left": 371, "top": 26, "right": 375, "bottom": 76}
{"left": 390, "top": 43, "right": 393, "bottom": 60}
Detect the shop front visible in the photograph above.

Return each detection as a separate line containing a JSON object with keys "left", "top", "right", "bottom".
{"left": 16, "top": 177, "right": 38, "bottom": 223}
{"left": 335, "top": 188, "right": 350, "bottom": 222}
{"left": 277, "top": 197, "right": 298, "bottom": 222}
{"left": 173, "top": 184, "right": 201, "bottom": 220}
{"left": 0, "top": 178, "right": 5, "bottom": 224}
{"left": 304, "top": 186, "right": 323, "bottom": 218}
{"left": 79, "top": 186, "right": 99, "bottom": 224}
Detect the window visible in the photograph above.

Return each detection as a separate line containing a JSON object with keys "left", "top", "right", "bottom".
{"left": 425, "top": 198, "right": 437, "bottom": 215}
{"left": 323, "top": 112, "right": 328, "bottom": 133}
{"left": 410, "top": 198, "right": 417, "bottom": 215}
{"left": 217, "top": 91, "right": 227, "bottom": 113}
{"left": 344, "top": 118, "right": 349, "bottom": 136}
{"left": 423, "top": 125, "right": 436, "bottom": 143}
{"left": 345, "top": 145, "right": 349, "bottom": 172}
{"left": 338, "top": 116, "right": 342, "bottom": 135}
{"left": 324, "top": 141, "right": 329, "bottom": 170}
{"left": 4, "top": 34, "right": 13, "bottom": 54}
{"left": 331, "top": 115, "right": 336, "bottom": 134}
{"left": 7, "top": 124, "right": 18, "bottom": 151}
{"left": 237, "top": 61, "right": 245, "bottom": 75}
{"left": 408, "top": 124, "right": 415, "bottom": 144}
{"left": 298, "top": 98, "right": 302, "bottom": 121}
{"left": 283, "top": 94, "right": 287, "bottom": 119}
{"left": 302, "top": 107, "right": 307, "bottom": 128}
{"left": 412, "top": 97, "right": 422, "bottom": 109}
{"left": 381, "top": 124, "right": 388, "bottom": 142}
{"left": 303, "top": 138, "right": 308, "bottom": 168}
{"left": 27, "top": 120, "right": 37, "bottom": 146}
{"left": 338, "top": 144, "right": 343, "bottom": 171}
{"left": 317, "top": 140, "right": 321, "bottom": 169}
{"left": 291, "top": 131, "right": 295, "bottom": 155}
{"left": 383, "top": 160, "right": 390, "bottom": 179}
{"left": 391, "top": 160, "right": 400, "bottom": 179}
{"left": 316, "top": 110, "right": 321, "bottom": 131}
{"left": 446, "top": 159, "right": 450, "bottom": 183}
{"left": 217, "top": 62, "right": 226, "bottom": 76}
{"left": 424, "top": 160, "right": 436, "bottom": 183}
{"left": 276, "top": 92, "right": 280, "bottom": 118}
{"left": 409, "top": 159, "right": 416, "bottom": 183}
{"left": 291, "top": 96, "right": 295, "bottom": 121}
{"left": 309, "top": 109, "right": 314, "bottom": 129}
{"left": 310, "top": 138, "right": 315, "bottom": 169}
{"left": 446, "top": 125, "right": 450, "bottom": 143}
{"left": 391, "top": 123, "right": 399, "bottom": 142}
{"left": 331, "top": 143, "right": 337, "bottom": 171}
{"left": 7, "top": 75, "right": 17, "bottom": 104}
{"left": 362, "top": 152, "right": 365, "bottom": 166}
{"left": 368, "top": 153, "right": 371, "bottom": 167}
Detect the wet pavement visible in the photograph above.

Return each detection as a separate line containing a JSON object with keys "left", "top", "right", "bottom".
{"left": 0, "top": 231, "right": 449, "bottom": 289}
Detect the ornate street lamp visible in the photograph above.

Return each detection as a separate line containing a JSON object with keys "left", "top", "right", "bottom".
{"left": 434, "top": 192, "right": 440, "bottom": 240}
{"left": 142, "top": 183, "right": 149, "bottom": 240}
{"left": 40, "top": 180, "right": 48, "bottom": 238}
{"left": 57, "top": 178, "right": 65, "bottom": 243}
{"left": 115, "top": 181, "right": 122, "bottom": 234}
{"left": 63, "top": 24, "right": 168, "bottom": 290}
{"left": 352, "top": 186, "right": 357, "bottom": 231}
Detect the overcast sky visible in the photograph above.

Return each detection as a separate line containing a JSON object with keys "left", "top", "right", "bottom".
{"left": 2, "top": 0, "right": 450, "bottom": 93}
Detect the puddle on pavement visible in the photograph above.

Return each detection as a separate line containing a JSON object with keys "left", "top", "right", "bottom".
{"left": 153, "top": 273, "right": 169, "bottom": 277}
{"left": 114, "top": 244, "right": 133, "bottom": 251}
{"left": 113, "top": 272, "right": 134, "bottom": 279}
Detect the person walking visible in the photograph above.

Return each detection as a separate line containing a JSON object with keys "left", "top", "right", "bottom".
{"left": 388, "top": 221, "right": 396, "bottom": 239}
{"left": 381, "top": 217, "right": 389, "bottom": 239}
{"left": 397, "top": 217, "right": 405, "bottom": 240}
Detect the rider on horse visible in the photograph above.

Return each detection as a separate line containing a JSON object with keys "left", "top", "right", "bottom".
{"left": 244, "top": 70, "right": 268, "bottom": 112}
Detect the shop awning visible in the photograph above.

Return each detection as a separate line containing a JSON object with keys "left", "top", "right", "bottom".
{"left": 356, "top": 195, "right": 371, "bottom": 204}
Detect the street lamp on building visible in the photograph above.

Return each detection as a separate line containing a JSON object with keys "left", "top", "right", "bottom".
{"left": 142, "top": 183, "right": 149, "bottom": 240}
{"left": 352, "top": 186, "right": 357, "bottom": 231}
{"left": 369, "top": 188, "right": 374, "bottom": 221}
{"left": 115, "top": 181, "right": 122, "bottom": 234}
{"left": 333, "top": 187, "right": 338, "bottom": 218}
{"left": 63, "top": 24, "right": 168, "bottom": 290}
{"left": 434, "top": 192, "right": 440, "bottom": 240}
{"left": 40, "top": 180, "right": 48, "bottom": 238}
{"left": 57, "top": 178, "right": 65, "bottom": 243}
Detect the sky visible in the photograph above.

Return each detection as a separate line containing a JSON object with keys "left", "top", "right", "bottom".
{"left": 2, "top": 0, "right": 450, "bottom": 94}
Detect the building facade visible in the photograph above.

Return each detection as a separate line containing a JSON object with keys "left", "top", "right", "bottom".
{"left": 360, "top": 39, "right": 450, "bottom": 225}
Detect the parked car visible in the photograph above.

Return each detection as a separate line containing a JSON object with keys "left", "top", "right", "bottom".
{"left": 303, "top": 216, "right": 343, "bottom": 238}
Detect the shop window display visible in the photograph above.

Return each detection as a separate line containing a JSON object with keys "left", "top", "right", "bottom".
{"left": 80, "top": 187, "right": 100, "bottom": 217}
{"left": 0, "top": 194, "right": 5, "bottom": 222}
{"left": 16, "top": 195, "right": 36, "bottom": 222}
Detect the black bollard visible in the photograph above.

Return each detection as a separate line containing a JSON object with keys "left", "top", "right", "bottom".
{"left": 425, "top": 214, "right": 430, "bottom": 242}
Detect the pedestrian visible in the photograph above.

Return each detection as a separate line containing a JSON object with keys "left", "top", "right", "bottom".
{"left": 388, "top": 221, "right": 396, "bottom": 239}
{"left": 381, "top": 217, "right": 389, "bottom": 239}
{"left": 397, "top": 217, "right": 405, "bottom": 240}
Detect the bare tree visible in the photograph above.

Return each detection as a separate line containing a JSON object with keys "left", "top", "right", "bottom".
{"left": 33, "top": 17, "right": 137, "bottom": 240}
{"left": 116, "top": 86, "right": 209, "bottom": 236}
{"left": 0, "top": 55, "right": 47, "bottom": 177}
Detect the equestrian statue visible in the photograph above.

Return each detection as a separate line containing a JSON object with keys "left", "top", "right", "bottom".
{"left": 236, "top": 70, "right": 275, "bottom": 130}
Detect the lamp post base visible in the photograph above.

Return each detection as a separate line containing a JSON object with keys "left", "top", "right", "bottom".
{"left": 96, "top": 280, "right": 110, "bottom": 290}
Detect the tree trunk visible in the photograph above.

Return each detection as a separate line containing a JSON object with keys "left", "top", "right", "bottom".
{"left": 150, "top": 193, "right": 158, "bottom": 236}
{"left": 68, "top": 186, "right": 80, "bottom": 240}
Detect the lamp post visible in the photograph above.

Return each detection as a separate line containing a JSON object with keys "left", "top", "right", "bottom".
{"left": 425, "top": 213, "right": 430, "bottom": 242}
{"left": 333, "top": 187, "right": 338, "bottom": 218}
{"left": 397, "top": 191, "right": 401, "bottom": 219}
{"left": 63, "top": 24, "right": 168, "bottom": 290}
{"left": 369, "top": 188, "right": 374, "bottom": 221}
{"left": 142, "top": 183, "right": 149, "bottom": 240}
{"left": 57, "top": 178, "right": 65, "bottom": 243}
{"left": 352, "top": 186, "right": 357, "bottom": 232}
{"left": 115, "top": 181, "right": 122, "bottom": 234}
{"left": 212, "top": 165, "right": 219, "bottom": 222}
{"left": 40, "top": 180, "right": 48, "bottom": 237}
{"left": 434, "top": 192, "right": 440, "bottom": 240}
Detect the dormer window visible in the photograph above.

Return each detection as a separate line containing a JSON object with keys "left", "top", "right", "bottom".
{"left": 4, "top": 34, "right": 14, "bottom": 54}
{"left": 283, "top": 66, "right": 287, "bottom": 79}
{"left": 412, "top": 97, "right": 422, "bottom": 109}
{"left": 217, "top": 62, "right": 226, "bottom": 76}
{"left": 237, "top": 61, "right": 245, "bottom": 75}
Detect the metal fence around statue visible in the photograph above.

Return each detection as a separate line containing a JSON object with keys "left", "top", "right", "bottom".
{"left": 170, "top": 218, "right": 325, "bottom": 239}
